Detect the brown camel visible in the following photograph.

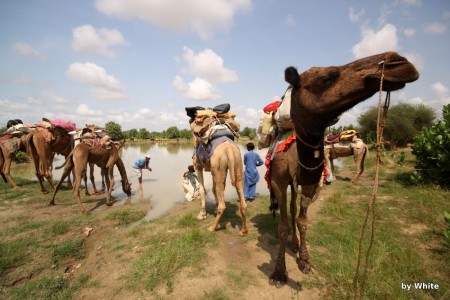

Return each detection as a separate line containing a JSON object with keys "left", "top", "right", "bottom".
{"left": 50, "top": 140, "right": 131, "bottom": 213}
{"left": 76, "top": 124, "right": 114, "bottom": 196}
{"left": 27, "top": 127, "right": 74, "bottom": 193}
{"left": 0, "top": 134, "right": 29, "bottom": 189}
{"left": 324, "top": 138, "right": 369, "bottom": 183}
{"left": 268, "top": 52, "right": 419, "bottom": 287}
{"left": 193, "top": 138, "right": 248, "bottom": 236}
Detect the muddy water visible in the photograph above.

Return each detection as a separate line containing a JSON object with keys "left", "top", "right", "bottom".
{"left": 18, "top": 141, "right": 270, "bottom": 220}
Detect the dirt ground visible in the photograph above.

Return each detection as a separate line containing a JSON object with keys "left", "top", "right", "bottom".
{"left": 1, "top": 169, "right": 343, "bottom": 300}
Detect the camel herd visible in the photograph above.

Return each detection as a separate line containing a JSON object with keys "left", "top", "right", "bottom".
{"left": 1, "top": 52, "right": 419, "bottom": 287}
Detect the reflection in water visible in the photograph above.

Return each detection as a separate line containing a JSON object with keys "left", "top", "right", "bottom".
{"left": 18, "top": 141, "right": 270, "bottom": 220}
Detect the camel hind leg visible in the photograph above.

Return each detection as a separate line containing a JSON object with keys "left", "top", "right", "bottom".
{"left": 351, "top": 146, "right": 366, "bottom": 183}
{"left": 207, "top": 167, "right": 226, "bottom": 232}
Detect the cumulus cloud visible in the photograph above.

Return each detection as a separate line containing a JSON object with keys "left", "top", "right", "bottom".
{"left": 71, "top": 25, "right": 127, "bottom": 57}
{"left": 173, "top": 76, "right": 221, "bottom": 100}
{"left": 424, "top": 22, "right": 446, "bottom": 34}
{"left": 174, "top": 47, "right": 238, "bottom": 100}
{"left": 349, "top": 7, "right": 364, "bottom": 23}
{"left": 352, "top": 23, "right": 399, "bottom": 58}
{"left": 11, "top": 42, "right": 45, "bottom": 60}
{"left": 182, "top": 47, "right": 238, "bottom": 82}
{"left": 76, "top": 104, "right": 103, "bottom": 116}
{"left": 65, "top": 62, "right": 126, "bottom": 100}
{"left": 94, "top": 0, "right": 251, "bottom": 40}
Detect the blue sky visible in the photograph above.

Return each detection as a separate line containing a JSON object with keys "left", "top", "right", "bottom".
{"left": 1, "top": 0, "right": 449, "bottom": 131}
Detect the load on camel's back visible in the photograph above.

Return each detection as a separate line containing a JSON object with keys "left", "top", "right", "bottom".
{"left": 185, "top": 103, "right": 248, "bottom": 236}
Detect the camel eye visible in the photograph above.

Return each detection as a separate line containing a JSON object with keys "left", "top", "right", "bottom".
{"left": 321, "top": 72, "right": 338, "bottom": 88}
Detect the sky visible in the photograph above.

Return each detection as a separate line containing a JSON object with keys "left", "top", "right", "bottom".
{"left": 1, "top": 0, "right": 449, "bottom": 132}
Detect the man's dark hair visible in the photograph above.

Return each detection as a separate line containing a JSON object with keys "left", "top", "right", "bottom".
{"left": 246, "top": 142, "right": 255, "bottom": 151}
{"left": 188, "top": 165, "right": 195, "bottom": 173}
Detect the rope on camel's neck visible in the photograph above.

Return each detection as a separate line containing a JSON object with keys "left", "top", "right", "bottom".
{"left": 353, "top": 60, "right": 391, "bottom": 300}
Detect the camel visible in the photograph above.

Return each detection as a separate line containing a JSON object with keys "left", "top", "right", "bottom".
{"left": 193, "top": 137, "right": 248, "bottom": 236}
{"left": 75, "top": 124, "right": 113, "bottom": 195}
{"left": 0, "top": 134, "right": 29, "bottom": 189}
{"left": 324, "top": 138, "right": 369, "bottom": 183}
{"left": 27, "top": 127, "right": 74, "bottom": 193}
{"left": 50, "top": 139, "right": 131, "bottom": 213}
{"left": 268, "top": 52, "right": 419, "bottom": 287}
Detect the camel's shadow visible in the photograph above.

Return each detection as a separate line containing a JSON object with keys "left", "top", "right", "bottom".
{"left": 251, "top": 211, "right": 304, "bottom": 291}
{"left": 203, "top": 199, "right": 244, "bottom": 232}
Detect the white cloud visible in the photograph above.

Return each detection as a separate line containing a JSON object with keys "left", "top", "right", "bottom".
{"left": 182, "top": 47, "right": 238, "bottom": 82}
{"left": 404, "top": 52, "right": 424, "bottom": 72}
{"left": 352, "top": 23, "right": 399, "bottom": 59}
{"left": 424, "top": 22, "right": 446, "bottom": 34}
{"left": 173, "top": 47, "right": 238, "bottom": 100}
{"left": 431, "top": 82, "right": 449, "bottom": 98}
{"left": 71, "top": 25, "right": 127, "bottom": 57}
{"left": 403, "top": 28, "right": 416, "bottom": 37}
{"left": 349, "top": 7, "right": 364, "bottom": 23}
{"left": 11, "top": 42, "right": 45, "bottom": 60}
{"left": 76, "top": 104, "right": 103, "bottom": 116}
{"left": 65, "top": 62, "right": 126, "bottom": 100}
{"left": 173, "top": 76, "right": 221, "bottom": 101}
{"left": 94, "top": 0, "right": 251, "bottom": 40}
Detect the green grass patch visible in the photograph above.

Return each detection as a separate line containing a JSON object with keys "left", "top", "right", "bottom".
{"left": 9, "top": 275, "right": 75, "bottom": 300}
{"left": 129, "top": 228, "right": 216, "bottom": 295}
{"left": 0, "top": 239, "right": 34, "bottom": 274}
{"left": 106, "top": 208, "right": 146, "bottom": 226}
{"left": 308, "top": 158, "right": 450, "bottom": 299}
{"left": 52, "top": 238, "right": 84, "bottom": 262}
{"left": 48, "top": 220, "right": 71, "bottom": 235}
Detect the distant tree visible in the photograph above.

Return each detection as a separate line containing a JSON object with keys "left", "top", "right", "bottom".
{"left": 124, "top": 128, "right": 138, "bottom": 139}
{"left": 165, "top": 126, "right": 180, "bottom": 139}
{"left": 105, "top": 121, "right": 124, "bottom": 141}
{"left": 137, "top": 128, "right": 150, "bottom": 139}
{"left": 179, "top": 129, "right": 192, "bottom": 139}
{"left": 412, "top": 104, "right": 450, "bottom": 187}
{"left": 149, "top": 131, "right": 161, "bottom": 140}
{"left": 240, "top": 127, "right": 256, "bottom": 139}
{"left": 358, "top": 103, "right": 435, "bottom": 149}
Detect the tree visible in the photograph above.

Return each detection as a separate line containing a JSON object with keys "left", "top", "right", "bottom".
{"left": 165, "top": 126, "right": 180, "bottom": 139}
{"left": 240, "top": 127, "right": 256, "bottom": 139}
{"left": 179, "top": 129, "right": 192, "bottom": 139}
{"left": 104, "top": 121, "right": 124, "bottom": 140}
{"left": 357, "top": 103, "right": 435, "bottom": 148}
{"left": 123, "top": 128, "right": 138, "bottom": 139}
{"left": 137, "top": 128, "right": 150, "bottom": 139}
{"left": 412, "top": 104, "right": 450, "bottom": 187}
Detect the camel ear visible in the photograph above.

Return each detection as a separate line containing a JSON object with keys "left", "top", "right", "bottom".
{"left": 285, "top": 66, "right": 300, "bottom": 88}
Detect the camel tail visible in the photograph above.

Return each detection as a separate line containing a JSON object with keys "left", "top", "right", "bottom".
{"left": 55, "top": 150, "right": 74, "bottom": 170}
{"left": 225, "top": 143, "right": 243, "bottom": 188}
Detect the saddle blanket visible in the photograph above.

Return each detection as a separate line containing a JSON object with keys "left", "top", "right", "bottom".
{"left": 195, "top": 136, "right": 233, "bottom": 164}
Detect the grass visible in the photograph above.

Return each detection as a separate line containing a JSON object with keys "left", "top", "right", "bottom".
{"left": 52, "top": 238, "right": 84, "bottom": 262}
{"left": 128, "top": 219, "right": 217, "bottom": 295}
{"left": 304, "top": 152, "right": 450, "bottom": 300}
{"left": 106, "top": 207, "right": 146, "bottom": 226}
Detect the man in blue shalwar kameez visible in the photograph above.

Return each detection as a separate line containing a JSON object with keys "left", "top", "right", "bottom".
{"left": 243, "top": 142, "right": 264, "bottom": 201}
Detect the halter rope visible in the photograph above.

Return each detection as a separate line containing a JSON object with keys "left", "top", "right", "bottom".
{"left": 353, "top": 60, "right": 391, "bottom": 300}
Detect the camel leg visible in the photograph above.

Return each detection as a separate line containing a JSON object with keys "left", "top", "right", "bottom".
{"left": 290, "top": 184, "right": 299, "bottom": 253}
{"left": 50, "top": 159, "right": 74, "bottom": 206}
{"left": 351, "top": 147, "right": 365, "bottom": 183}
{"left": 33, "top": 153, "right": 48, "bottom": 194}
{"left": 71, "top": 155, "right": 88, "bottom": 213}
{"left": 2, "top": 155, "right": 20, "bottom": 189}
{"left": 105, "top": 166, "right": 114, "bottom": 206}
{"left": 235, "top": 175, "right": 248, "bottom": 236}
{"left": 269, "top": 181, "right": 289, "bottom": 287}
{"left": 193, "top": 159, "right": 207, "bottom": 220}
{"left": 207, "top": 171, "right": 226, "bottom": 232}
{"left": 296, "top": 184, "right": 320, "bottom": 274}
{"left": 84, "top": 171, "right": 90, "bottom": 196}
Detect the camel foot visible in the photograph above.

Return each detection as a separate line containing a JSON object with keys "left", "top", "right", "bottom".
{"left": 106, "top": 201, "right": 113, "bottom": 206}
{"left": 42, "top": 190, "right": 49, "bottom": 194}
{"left": 207, "top": 224, "right": 219, "bottom": 232}
{"left": 298, "top": 259, "right": 314, "bottom": 274}
{"left": 269, "top": 273, "right": 287, "bottom": 288}
{"left": 239, "top": 228, "right": 248, "bottom": 236}
{"left": 13, "top": 186, "right": 20, "bottom": 189}
{"left": 49, "top": 201, "right": 55, "bottom": 206}
{"left": 197, "top": 211, "right": 207, "bottom": 220}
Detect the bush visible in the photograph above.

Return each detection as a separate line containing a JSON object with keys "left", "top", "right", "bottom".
{"left": 411, "top": 104, "right": 450, "bottom": 187}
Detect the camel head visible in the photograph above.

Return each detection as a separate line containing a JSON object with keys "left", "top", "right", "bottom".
{"left": 288, "top": 52, "right": 419, "bottom": 137}
{"left": 122, "top": 180, "right": 132, "bottom": 196}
